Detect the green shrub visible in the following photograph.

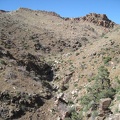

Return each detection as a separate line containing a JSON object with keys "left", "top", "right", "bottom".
{"left": 80, "top": 66, "right": 115, "bottom": 107}
{"left": 104, "top": 36, "right": 108, "bottom": 39}
{"left": 65, "top": 110, "right": 83, "bottom": 120}
{"left": 103, "top": 56, "right": 112, "bottom": 64}
{"left": 114, "top": 76, "right": 120, "bottom": 92}
{"left": 75, "top": 52, "right": 80, "bottom": 56}
{"left": 80, "top": 95, "right": 92, "bottom": 105}
{"left": 71, "top": 112, "right": 81, "bottom": 120}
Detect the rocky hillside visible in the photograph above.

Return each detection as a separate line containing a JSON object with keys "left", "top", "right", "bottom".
{"left": 0, "top": 8, "right": 120, "bottom": 120}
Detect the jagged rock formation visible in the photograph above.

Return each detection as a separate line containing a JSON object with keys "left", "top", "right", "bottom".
{"left": 81, "top": 13, "right": 115, "bottom": 28}
{"left": 64, "top": 13, "right": 115, "bottom": 28}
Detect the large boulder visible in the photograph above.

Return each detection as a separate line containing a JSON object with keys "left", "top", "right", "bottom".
{"left": 96, "top": 98, "right": 112, "bottom": 119}
{"left": 80, "top": 13, "right": 115, "bottom": 28}
{"left": 99, "top": 98, "right": 111, "bottom": 111}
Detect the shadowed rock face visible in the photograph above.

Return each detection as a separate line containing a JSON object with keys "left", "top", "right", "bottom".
{"left": 17, "top": 53, "right": 54, "bottom": 82}
{"left": 0, "top": 91, "right": 44, "bottom": 120}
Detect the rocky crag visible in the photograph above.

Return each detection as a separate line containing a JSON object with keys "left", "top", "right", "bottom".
{"left": 64, "top": 13, "right": 115, "bottom": 28}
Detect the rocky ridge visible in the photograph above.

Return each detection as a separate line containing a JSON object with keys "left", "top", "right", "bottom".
{"left": 17, "top": 8, "right": 116, "bottom": 28}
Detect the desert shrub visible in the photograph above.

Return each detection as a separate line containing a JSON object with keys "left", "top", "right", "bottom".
{"left": 75, "top": 52, "right": 80, "bottom": 56}
{"left": 101, "top": 33, "right": 105, "bottom": 38}
{"left": 70, "top": 111, "right": 83, "bottom": 120}
{"left": 83, "top": 101, "right": 96, "bottom": 112}
{"left": 47, "top": 60, "right": 54, "bottom": 66}
{"left": 117, "top": 95, "right": 120, "bottom": 101}
{"left": 104, "top": 36, "right": 108, "bottom": 39}
{"left": 65, "top": 110, "right": 83, "bottom": 120}
{"left": 0, "top": 60, "right": 6, "bottom": 65}
{"left": 103, "top": 56, "right": 112, "bottom": 64}
{"left": 80, "top": 95, "right": 92, "bottom": 105}
{"left": 115, "top": 76, "right": 120, "bottom": 84}
{"left": 114, "top": 76, "right": 120, "bottom": 92}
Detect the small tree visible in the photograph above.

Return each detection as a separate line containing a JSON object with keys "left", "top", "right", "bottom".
{"left": 95, "top": 66, "right": 110, "bottom": 89}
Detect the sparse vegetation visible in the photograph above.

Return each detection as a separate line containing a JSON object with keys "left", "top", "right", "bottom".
{"left": 65, "top": 109, "right": 83, "bottom": 120}
{"left": 80, "top": 66, "right": 115, "bottom": 106}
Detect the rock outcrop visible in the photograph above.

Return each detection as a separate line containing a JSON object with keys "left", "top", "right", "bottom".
{"left": 81, "top": 13, "right": 115, "bottom": 28}
{"left": 64, "top": 13, "right": 115, "bottom": 28}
